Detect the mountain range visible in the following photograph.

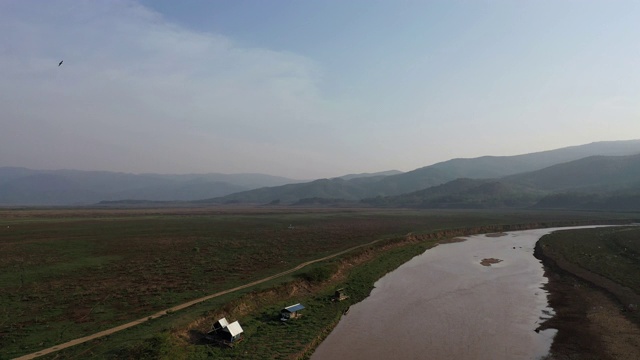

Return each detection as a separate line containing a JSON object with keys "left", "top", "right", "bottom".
{"left": 0, "top": 168, "right": 302, "bottom": 205}
{"left": 366, "top": 153, "right": 640, "bottom": 210}
{"left": 2, "top": 139, "right": 640, "bottom": 209}
{"left": 207, "top": 140, "right": 640, "bottom": 207}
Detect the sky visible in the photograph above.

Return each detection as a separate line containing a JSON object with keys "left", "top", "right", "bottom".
{"left": 1, "top": 0, "right": 639, "bottom": 179}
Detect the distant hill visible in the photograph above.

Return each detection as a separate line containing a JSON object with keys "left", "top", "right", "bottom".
{"left": 523, "top": 154, "right": 640, "bottom": 211}
{"left": 337, "top": 170, "right": 403, "bottom": 181}
{"left": 208, "top": 140, "right": 640, "bottom": 204}
{"left": 363, "top": 178, "right": 542, "bottom": 208}
{"left": 424, "top": 139, "right": 640, "bottom": 179}
{"left": 0, "top": 173, "right": 102, "bottom": 206}
{"left": 365, "top": 153, "right": 640, "bottom": 210}
{"left": 196, "top": 178, "right": 371, "bottom": 204}
{"left": 0, "top": 167, "right": 301, "bottom": 206}
{"left": 365, "top": 139, "right": 640, "bottom": 195}
{"left": 505, "top": 154, "right": 640, "bottom": 192}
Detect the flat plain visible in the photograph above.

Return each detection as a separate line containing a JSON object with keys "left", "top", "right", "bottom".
{"left": 0, "top": 207, "right": 635, "bottom": 359}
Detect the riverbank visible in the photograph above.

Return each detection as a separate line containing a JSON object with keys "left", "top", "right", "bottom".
{"left": 138, "top": 221, "right": 632, "bottom": 359}
{"left": 535, "top": 227, "right": 640, "bottom": 360}
{"left": 312, "top": 227, "right": 572, "bottom": 359}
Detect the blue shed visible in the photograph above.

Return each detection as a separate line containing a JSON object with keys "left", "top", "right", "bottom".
{"left": 281, "top": 303, "right": 305, "bottom": 321}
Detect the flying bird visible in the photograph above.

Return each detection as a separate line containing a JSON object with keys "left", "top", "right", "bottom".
{"left": 58, "top": 60, "right": 63, "bottom": 66}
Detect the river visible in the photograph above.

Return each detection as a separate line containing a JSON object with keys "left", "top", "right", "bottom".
{"left": 311, "top": 227, "right": 596, "bottom": 360}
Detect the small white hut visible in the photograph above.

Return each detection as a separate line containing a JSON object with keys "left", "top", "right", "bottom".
{"left": 209, "top": 317, "right": 244, "bottom": 343}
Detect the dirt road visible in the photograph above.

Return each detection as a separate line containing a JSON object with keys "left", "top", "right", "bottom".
{"left": 14, "top": 236, "right": 391, "bottom": 360}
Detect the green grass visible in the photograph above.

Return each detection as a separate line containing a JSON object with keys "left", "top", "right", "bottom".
{"left": 103, "top": 238, "right": 437, "bottom": 360}
{"left": 539, "top": 226, "right": 640, "bottom": 326}
{"left": 540, "top": 226, "right": 640, "bottom": 293}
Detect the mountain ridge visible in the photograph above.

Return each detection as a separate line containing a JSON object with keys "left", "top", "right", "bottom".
{"left": 0, "top": 168, "right": 302, "bottom": 205}
{"left": 3, "top": 139, "right": 640, "bottom": 206}
{"left": 207, "top": 139, "right": 640, "bottom": 205}
{"left": 369, "top": 153, "right": 640, "bottom": 210}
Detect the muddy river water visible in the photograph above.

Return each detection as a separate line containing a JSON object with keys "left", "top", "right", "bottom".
{"left": 312, "top": 227, "right": 598, "bottom": 360}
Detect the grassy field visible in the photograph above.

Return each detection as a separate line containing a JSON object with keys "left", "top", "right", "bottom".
{"left": 536, "top": 226, "right": 640, "bottom": 359}
{"left": 539, "top": 226, "right": 640, "bottom": 319}
{"left": 0, "top": 207, "right": 635, "bottom": 359}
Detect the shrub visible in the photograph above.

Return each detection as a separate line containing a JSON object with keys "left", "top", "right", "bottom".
{"left": 300, "top": 264, "right": 336, "bottom": 283}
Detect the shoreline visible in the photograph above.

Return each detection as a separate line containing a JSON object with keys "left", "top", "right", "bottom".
{"left": 534, "top": 234, "right": 640, "bottom": 359}
{"left": 301, "top": 221, "right": 632, "bottom": 359}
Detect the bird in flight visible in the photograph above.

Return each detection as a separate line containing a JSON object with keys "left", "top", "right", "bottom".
{"left": 58, "top": 60, "right": 63, "bottom": 66}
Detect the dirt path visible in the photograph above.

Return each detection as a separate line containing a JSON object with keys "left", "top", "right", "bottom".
{"left": 14, "top": 236, "right": 392, "bottom": 360}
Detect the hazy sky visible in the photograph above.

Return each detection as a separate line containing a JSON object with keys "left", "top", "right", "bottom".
{"left": 2, "top": 1, "right": 639, "bottom": 179}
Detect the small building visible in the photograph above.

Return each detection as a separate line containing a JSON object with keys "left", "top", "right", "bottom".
{"left": 220, "top": 321, "right": 244, "bottom": 343}
{"left": 208, "top": 317, "right": 244, "bottom": 344}
{"left": 281, "top": 303, "right": 305, "bottom": 321}
{"left": 332, "top": 288, "right": 348, "bottom": 302}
